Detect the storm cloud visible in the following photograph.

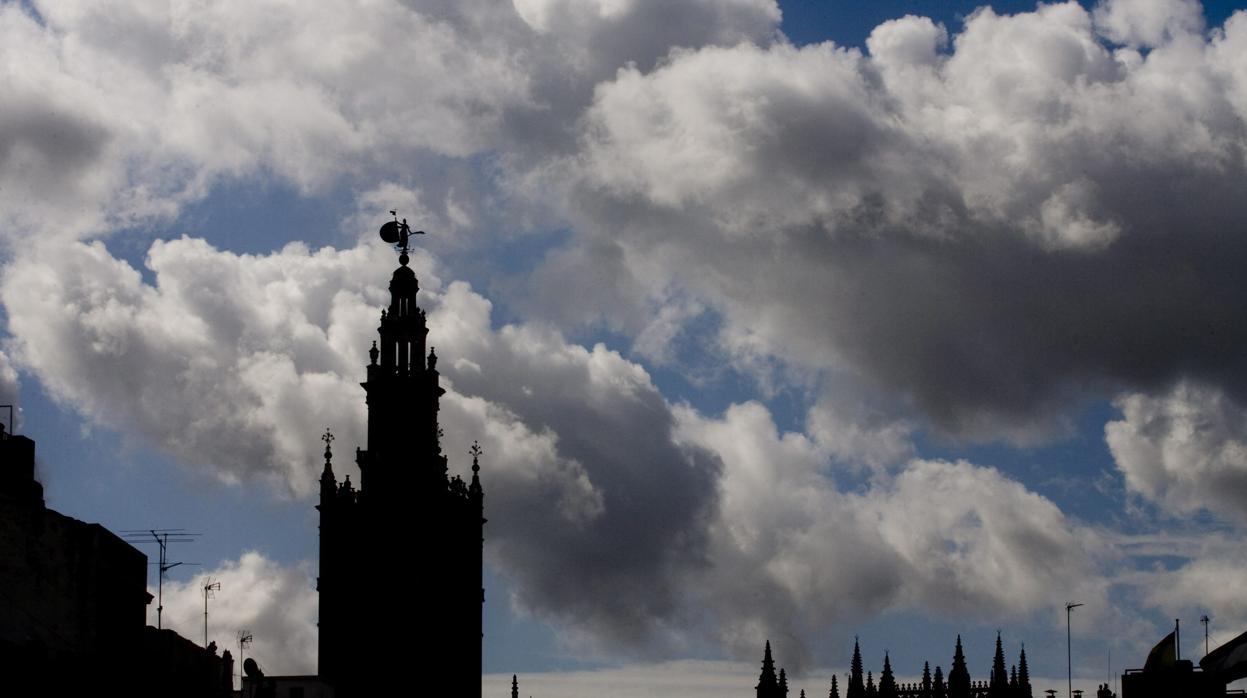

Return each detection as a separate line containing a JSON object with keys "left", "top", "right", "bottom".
{"left": 533, "top": 0, "right": 1247, "bottom": 440}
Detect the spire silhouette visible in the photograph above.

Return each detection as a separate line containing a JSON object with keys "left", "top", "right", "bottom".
{"left": 830, "top": 674, "right": 840, "bottom": 698}
{"left": 922, "top": 661, "right": 933, "bottom": 698}
{"left": 866, "top": 670, "right": 877, "bottom": 698}
{"left": 848, "top": 638, "right": 865, "bottom": 698}
{"left": 511, "top": 674, "right": 519, "bottom": 698}
{"left": 318, "top": 428, "right": 337, "bottom": 498}
{"left": 758, "top": 641, "right": 780, "bottom": 698}
{"left": 780, "top": 668, "right": 790, "bottom": 697}
{"left": 1017, "top": 646, "right": 1032, "bottom": 698}
{"left": 948, "top": 636, "right": 971, "bottom": 698}
{"left": 933, "top": 665, "right": 946, "bottom": 698}
{"left": 989, "top": 632, "right": 1009, "bottom": 698}
{"left": 879, "top": 652, "right": 898, "bottom": 698}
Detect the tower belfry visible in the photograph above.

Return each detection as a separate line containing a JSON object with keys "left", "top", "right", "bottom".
{"left": 317, "top": 218, "right": 484, "bottom": 696}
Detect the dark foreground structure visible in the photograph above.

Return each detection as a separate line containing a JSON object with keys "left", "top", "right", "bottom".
{"left": 1119, "top": 626, "right": 1247, "bottom": 698}
{"left": 758, "top": 634, "right": 1034, "bottom": 698}
{"left": 0, "top": 425, "right": 232, "bottom": 696}
{"left": 315, "top": 224, "right": 485, "bottom": 696}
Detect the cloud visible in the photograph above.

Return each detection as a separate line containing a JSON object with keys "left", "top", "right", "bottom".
{"left": 1094, "top": 0, "right": 1205, "bottom": 48}
{"left": 0, "top": 233, "right": 1113, "bottom": 668}
{"left": 1, "top": 237, "right": 398, "bottom": 495}
{"left": 6, "top": 0, "right": 1246, "bottom": 677}
{"left": 16, "top": 0, "right": 1246, "bottom": 447}
{"left": 0, "top": 349, "right": 19, "bottom": 431}
{"left": 675, "top": 401, "right": 1106, "bottom": 670}
{"left": 525, "top": 1, "right": 1247, "bottom": 441}
{"left": 0, "top": 0, "right": 781, "bottom": 244}
{"left": 0, "top": 235, "right": 722, "bottom": 656}
{"left": 157, "top": 552, "right": 318, "bottom": 676}
{"left": 1107, "top": 381, "right": 1247, "bottom": 524}
{"left": 1143, "top": 553, "right": 1247, "bottom": 632}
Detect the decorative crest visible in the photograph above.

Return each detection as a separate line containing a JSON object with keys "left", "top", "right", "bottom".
{"left": 470, "top": 440, "right": 483, "bottom": 472}
{"left": 378, "top": 210, "right": 425, "bottom": 266}
{"left": 322, "top": 428, "right": 335, "bottom": 463}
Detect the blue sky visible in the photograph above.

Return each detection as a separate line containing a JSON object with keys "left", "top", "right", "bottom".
{"left": 4, "top": 1, "right": 1247, "bottom": 695}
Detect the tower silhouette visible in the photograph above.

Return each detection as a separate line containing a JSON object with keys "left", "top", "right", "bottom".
{"left": 758, "top": 641, "right": 781, "bottom": 698}
{"left": 316, "top": 238, "right": 485, "bottom": 695}
{"left": 1017, "top": 646, "right": 1032, "bottom": 698}
{"left": 947, "top": 635, "right": 971, "bottom": 698}
{"left": 848, "top": 638, "right": 866, "bottom": 698}
{"left": 989, "top": 632, "right": 1009, "bottom": 698}
{"left": 879, "top": 652, "right": 898, "bottom": 698}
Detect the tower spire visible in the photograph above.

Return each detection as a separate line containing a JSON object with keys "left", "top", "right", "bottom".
{"left": 321, "top": 428, "right": 335, "bottom": 479}
{"left": 879, "top": 652, "right": 897, "bottom": 698}
{"left": 848, "top": 638, "right": 865, "bottom": 698}
{"left": 470, "top": 440, "right": 484, "bottom": 496}
{"left": 1017, "top": 645, "right": 1032, "bottom": 698}
{"left": 758, "top": 641, "right": 780, "bottom": 698}
{"left": 989, "top": 632, "right": 1008, "bottom": 697}
{"left": 948, "top": 636, "right": 970, "bottom": 698}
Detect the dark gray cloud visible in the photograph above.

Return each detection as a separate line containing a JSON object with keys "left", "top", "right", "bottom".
{"left": 0, "top": 234, "right": 1105, "bottom": 669}
{"left": 527, "top": 3, "right": 1247, "bottom": 440}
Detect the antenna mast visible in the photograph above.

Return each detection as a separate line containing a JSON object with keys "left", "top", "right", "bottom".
{"left": 203, "top": 577, "right": 222, "bottom": 647}
{"left": 121, "top": 528, "right": 201, "bottom": 629}
{"left": 1202, "top": 615, "right": 1211, "bottom": 656}
{"left": 238, "top": 629, "right": 253, "bottom": 681}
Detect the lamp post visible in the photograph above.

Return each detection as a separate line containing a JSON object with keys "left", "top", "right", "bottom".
{"left": 1067, "top": 602, "right": 1084, "bottom": 698}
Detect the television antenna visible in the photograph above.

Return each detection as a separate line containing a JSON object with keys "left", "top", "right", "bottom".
{"left": 237, "top": 629, "right": 254, "bottom": 680}
{"left": 1201, "top": 614, "right": 1211, "bottom": 656}
{"left": 1066, "top": 602, "right": 1084, "bottom": 698}
{"left": 121, "top": 528, "right": 201, "bottom": 629}
{"left": 203, "top": 577, "right": 222, "bottom": 647}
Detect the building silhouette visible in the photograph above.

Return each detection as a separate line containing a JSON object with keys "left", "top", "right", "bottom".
{"left": 757, "top": 634, "right": 1034, "bottom": 698}
{"left": 0, "top": 423, "right": 232, "bottom": 696}
{"left": 316, "top": 238, "right": 485, "bottom": 695}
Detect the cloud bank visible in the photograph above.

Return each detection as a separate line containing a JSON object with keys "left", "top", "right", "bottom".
{"left": 4, "top": 0, "right": 1247, "bottom": 674}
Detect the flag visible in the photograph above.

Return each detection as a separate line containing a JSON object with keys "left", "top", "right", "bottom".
{"left": 1200, "top": 628, "right": 1247, "bottom": 683}
{"left": 1144, "top": 631, "right": 1177, "bottom": 672}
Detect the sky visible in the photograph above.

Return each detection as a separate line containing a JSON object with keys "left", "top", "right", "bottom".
{"left": 3, "top": 0, "right": 1247, "bottom": 695}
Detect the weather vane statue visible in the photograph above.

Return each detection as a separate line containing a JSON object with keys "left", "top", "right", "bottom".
{"left": 378, "top": 210, "right": 424, "bottom": 266}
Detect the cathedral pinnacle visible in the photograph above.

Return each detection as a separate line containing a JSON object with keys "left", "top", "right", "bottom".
{"left": 321, "top": 428, "right": 335, "bottom": 478}
{"left": 469, "top": 441, "right": 484, "bottom": 497}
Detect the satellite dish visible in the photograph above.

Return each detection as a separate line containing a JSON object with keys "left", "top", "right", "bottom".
{"left": 243, "top": 657, "right": 264, "bottom": 679}
{"left": 379, "top": 220, "right": 401, "bottom": 244}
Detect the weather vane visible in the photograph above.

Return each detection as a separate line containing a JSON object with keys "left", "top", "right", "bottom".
{"left": 379, "top": 210, "right": 425, "bottom": 265}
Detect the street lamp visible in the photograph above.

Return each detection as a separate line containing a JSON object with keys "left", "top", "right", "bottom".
{"left": 1067, "top": 602, "right": 1084, "bottom": 698}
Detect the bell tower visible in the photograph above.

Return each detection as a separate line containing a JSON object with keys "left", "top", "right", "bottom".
{"left": 317, "top": 217, "right": 485, "bottom": 696}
